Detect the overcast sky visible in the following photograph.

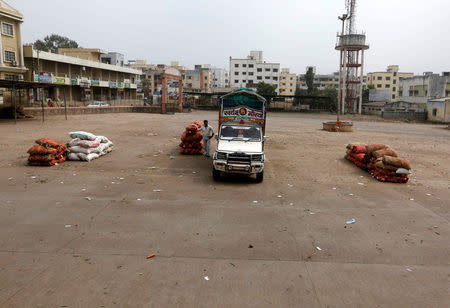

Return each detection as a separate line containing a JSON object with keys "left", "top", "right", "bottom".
{"left": 12, "top": 0, "right": 449, "bottom": 75}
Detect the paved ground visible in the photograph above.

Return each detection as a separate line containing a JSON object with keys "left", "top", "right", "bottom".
{"left": 0, "top": 111, "right": 449, "bottom": 307}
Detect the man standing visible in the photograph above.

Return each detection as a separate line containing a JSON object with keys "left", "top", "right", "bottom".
{"left": 200, "top": 120, "right": 214, "bottom": 157}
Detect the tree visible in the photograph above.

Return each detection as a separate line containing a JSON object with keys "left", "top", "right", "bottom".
{"left": 293, "top": 86, "right": 307, "bottom": 106}
{"left": 322, "top": 85, "right": 338, "bottom": 112}
{"left": 305, "top": 67, "right": 315, "bottom": 94}
{"left": 363, "top": 84, "right": 375, "bottom": 104}
{"left": 33, "top": 34, "right": 80, "bottom": 53}
{"left": 141, "top": 78, "right": 151, "bottom": 98}
{"left": 256, "top": 82, "right": 277, "bottom": 105}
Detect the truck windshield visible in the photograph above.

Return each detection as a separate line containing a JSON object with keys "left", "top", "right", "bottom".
{"left": 220, "top": 126, "right": 261, "bottom": 141}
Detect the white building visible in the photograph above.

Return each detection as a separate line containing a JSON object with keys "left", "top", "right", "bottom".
{"left": 229, "top": 51, "right": 280, "bottom": 93}
{"left": 203, "top": 65, "right": 229, "bottom": 88}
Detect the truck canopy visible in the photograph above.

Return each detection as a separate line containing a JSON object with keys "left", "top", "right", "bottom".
{"left": 219, "top": 88, "right": 266, "bottom": 134}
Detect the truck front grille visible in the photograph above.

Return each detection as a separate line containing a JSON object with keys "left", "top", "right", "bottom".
{"left": 228, "top": 153, "right": 251, "bottom": 164}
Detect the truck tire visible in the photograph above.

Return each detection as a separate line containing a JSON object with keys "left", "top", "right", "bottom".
{"left": 256, "top": 171, "right": 264, "bottom": 183}
{"left": 212, "top": 168, "right": 221, "bottom": 181}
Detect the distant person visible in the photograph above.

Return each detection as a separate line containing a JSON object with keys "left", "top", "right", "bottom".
{"left": 200, "top": 120, "right": 214, "bottom": 157}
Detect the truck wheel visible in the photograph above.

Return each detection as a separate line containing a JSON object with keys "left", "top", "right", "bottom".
{"left": 256, "top": 171, "right": 264, "bottom": 183}
{"left": 212, "top": 168, "right": 221, "bottom": 181}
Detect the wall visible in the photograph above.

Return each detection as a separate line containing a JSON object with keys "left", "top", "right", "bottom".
{"left": 382, "top": 110, "right": 427, "bottom": 121}
{"left": 427, "top": 100, "right": 450, "bottom": 123}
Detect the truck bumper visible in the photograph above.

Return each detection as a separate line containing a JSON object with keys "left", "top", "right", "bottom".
{"left": 213, "top": 160, "right": 264, "bottom": 174}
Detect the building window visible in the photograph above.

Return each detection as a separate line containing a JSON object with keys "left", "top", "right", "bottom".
{"left": 377, "top": 76, "right": 382, "bottom": 80}
{"left": 290, "top": 89, "right": 293, "bottom": 92}
{"left": 2, "top": 23, "right": 14, "bottom": 36}
{"left": 257, "top": 68, "right": 262, "bottom": 72}
{"left": 377, "top": 84, "right": 382, "bottom": 88}
{"left": 265, "top": 68, "right": 270, "bottom": 72}
{"left": 4, "top": 50, "right": 15, "bottom": 62}
{"left": 386, "top": 77, "right": 391, "bottom": 81}
{"left": 265, "top": 76, "right": 270, "bottom": 79}
{"left": 249, "top": 72, "right": 254, "bottom": 76}
{"left": 243, "top": 64, "right": 247, "bottom": 67}
{"left": 257, "top": 76, "right": 262, "bottom": 80}
{"left": 234, "top": 79, "right": 239, "bottom": 83}
{"left": 242, "top": 80, "right": 246, "bottom": 83}
{"left": 273, "top": 68, "right": 278, "bottom": 72}
{"left": 393, "top": 87, "right": 396, "bottom": 91}
{"left": 432, "top": 108, "right": 437, "bottom": 116}
{"left": 273, "top": 77, "right": 278, "bottom": 81}
{"left": 393, "top": 79, "right": 397, "bottom": 84}
{"left": 385, "top": 84, "right": 390, "bottom": 88}
{"left": 234, "top": 64, "right": 239, "bottom": 68}
{"left": 242, "top": 72, "right": 246, "bottom": 75}
{"left": 249, "top": 64, "right": 254, "bottom": 68}
{"left": 392, "top": 94, "right": 395, "bottom": 99}
{"left": 394, "top": 72, "right": 397, "bottom": 77}
{"left": 234, "top": 72, "right": 239, "bottom": 76}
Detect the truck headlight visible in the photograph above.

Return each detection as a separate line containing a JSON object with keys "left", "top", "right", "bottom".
{"left": 216, "top": 152, "right": 227, "bottom": 160}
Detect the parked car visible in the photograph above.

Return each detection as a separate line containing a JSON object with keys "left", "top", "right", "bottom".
{"left": 87, "top": 101, "right": 109, "bottom": 107}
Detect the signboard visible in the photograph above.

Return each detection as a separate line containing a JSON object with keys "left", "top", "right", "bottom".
{"left": 222, "top": 106, "right": 264, "bottom": 120}
{"left": 53, "top": 77, "right": 66, "bottom": 84}
{"left": 80, "top": 79, "right": 91, "bottom": 88}
{"left": 37, "top": 74, "right": 53, "bottom": 83}
{"left": 117, "top": 81, "right": 123, "bottom": 89}
{"left": 91, "top": 80, "right": 100, "bottom": 86}
{"left": 71, "top": 78, "right": 79, "bottom": 85}
{"left": 109, "top": 81, "right": 117, "bottom": 88}
{"left": 124, "top": 79, "right": 131, "bottom": 88}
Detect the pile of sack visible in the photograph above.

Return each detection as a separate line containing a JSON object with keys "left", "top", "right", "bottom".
{"left": 179, "top": 121, "right": 204, "bottom": 155}
{"left": 27, "top": 138, "right": 67, "bottom": 166}
{"left": 346, "top": 143, "right": 411, "bottom": 183}
{"left": 68, "top": 131, "right": 114, "bottom": 162}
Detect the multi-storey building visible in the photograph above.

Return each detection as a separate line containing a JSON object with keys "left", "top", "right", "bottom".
{"left": 279, "top": 68, "right": 296, "bottom": 96}
{"left": 182, "top": 65, "right": 212, "bottom": 93}
{"left": 399, "top": 72, "right": 450, "bottom": 104}
{"left": 23, "top": 45, "right": 141, "bottom": 104}
{"left": 229, "top": 51, "right": 280, "bottom": 93}
{"left": 366, "top": 65, "right": 413, "bottom": 102}
{"left": 101, "top": 52, "right": 124, "bottom": 67}
{"left": 0, "top": 0, "right": 27, "bottom": 80}
{"left": 297, "top": 72, "right": 339, "bottom": 90}
{"left": 203, "top": 65, "right": 228, "bottom": 89}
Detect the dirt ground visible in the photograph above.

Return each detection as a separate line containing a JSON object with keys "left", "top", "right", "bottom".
{"left": 0, "top": 111, "right": 449, "bottom": 307}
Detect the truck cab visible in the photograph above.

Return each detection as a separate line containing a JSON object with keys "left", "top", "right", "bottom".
{"left": 212, "top": 89, "right": 267, "bottom": 182}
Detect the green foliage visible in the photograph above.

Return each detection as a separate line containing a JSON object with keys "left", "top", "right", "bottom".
{"left": 256, "top": 82, "right": 277, "bottom": 105}
{"left": 141, "top": 78, "right": 151, "bottom": 97}
{"left": 293, "top": 86, "right": 307, "bottom": 106}
{"left": 33, "top": 34, "right": 80, "bottom": 53}
{"left": 321, "top": 85, "right": 338, "bottom": 112}
{"left": 305, "top": 67, "right": 315, "bottom": 94}
{"left": 362, "top": 84, "right": 375, "bottom": 103}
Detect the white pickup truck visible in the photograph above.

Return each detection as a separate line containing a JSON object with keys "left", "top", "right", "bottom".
{"left": 212, "top": 89, "right": 266, "bottom": 182}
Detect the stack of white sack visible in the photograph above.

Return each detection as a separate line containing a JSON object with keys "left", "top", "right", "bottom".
{"left": 67, "top": 131, "right": 114, "bottom": 162}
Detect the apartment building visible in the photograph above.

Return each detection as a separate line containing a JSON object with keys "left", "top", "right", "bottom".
{"left": 279, "top": 68, "right": 296, "bottom": 96}
{"left": 0, "top": 0, "right": 27, "bottom": 80}
{"left": 366, "top": 65, "right": 413, "bottom": 102}
{"left": 182, "top": 65, "right": 212, "bottom": 93}
{"left": 23, "top": 45, "right": 141, "bottom": 104}
{"left": 203, "top": 64, "right": 229, "bottom": 89}
{"left": 399, "top": 72, "right": 450, "bottom": 104}
{"left": 297, "top": 72, "right": 339, "bottom": 90}
{"left": 229, "top": 51, "right": 280, "bottom": 93}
